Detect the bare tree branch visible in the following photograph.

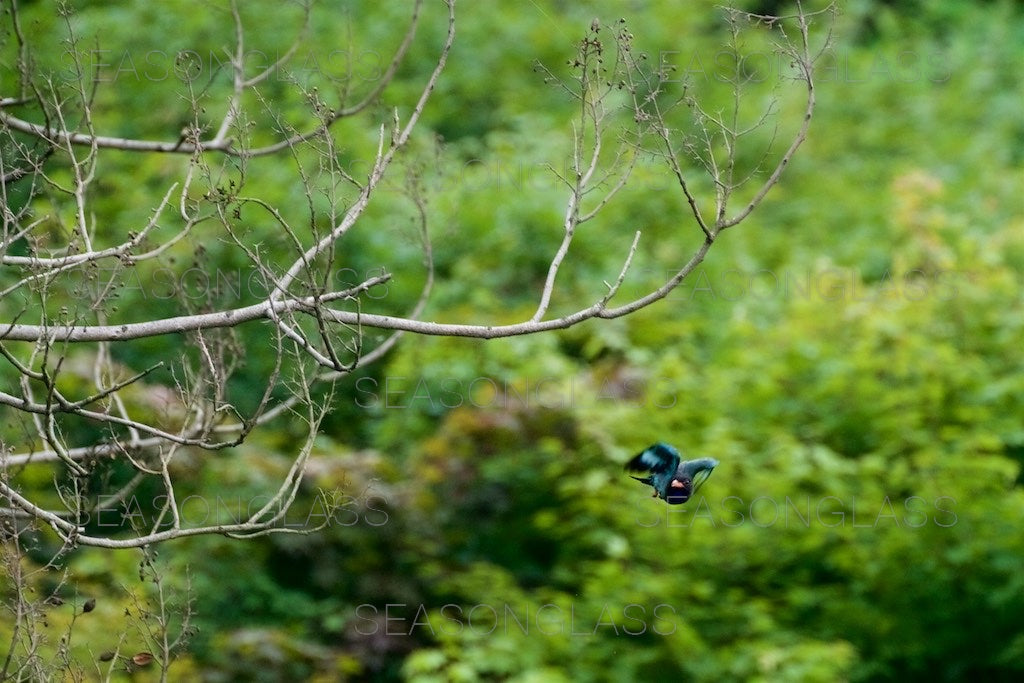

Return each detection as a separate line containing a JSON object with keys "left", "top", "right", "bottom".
{"left": 0, "top": 0, "right": 827, "bottom": 550}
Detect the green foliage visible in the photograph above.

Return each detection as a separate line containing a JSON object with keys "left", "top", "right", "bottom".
{"left": 3, "top": 1, "right": 1024, "bottom": 681}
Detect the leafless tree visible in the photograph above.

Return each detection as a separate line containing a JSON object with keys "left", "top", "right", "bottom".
{"left": 1, "top": 522, "right": 194, "bottom": 680}
{"left": 1, "top": 0, "right": 832, "bottom": 552}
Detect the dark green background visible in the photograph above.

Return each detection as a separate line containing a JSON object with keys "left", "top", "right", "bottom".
{"left": 2, "top": 1, "right": 1023, "bottom": 680}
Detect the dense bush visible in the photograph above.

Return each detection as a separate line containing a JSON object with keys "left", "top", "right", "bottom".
{"left": 2, "top": 1, "right": 1022, "bottom": 681}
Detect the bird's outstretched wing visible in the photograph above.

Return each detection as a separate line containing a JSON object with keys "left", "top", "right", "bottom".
{"left": 679, "top": 457, "right": 719, "bottom": 496}
{"left": 624, "top": 442, "right": 681, "bottom": 478}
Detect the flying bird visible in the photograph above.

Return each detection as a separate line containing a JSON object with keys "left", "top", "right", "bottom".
{"left": 625, "top": 442, "right": 718, "bottom": 504}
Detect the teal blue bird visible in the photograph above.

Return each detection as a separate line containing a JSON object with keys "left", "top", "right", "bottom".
{"left": 625, "top": 443, "right": 718, "bottom": 504}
